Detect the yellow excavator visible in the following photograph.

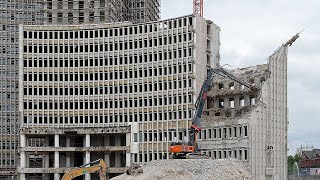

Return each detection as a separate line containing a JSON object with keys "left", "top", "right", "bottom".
{"left": 61, "top": 158, "right": 108, "bottom": 180}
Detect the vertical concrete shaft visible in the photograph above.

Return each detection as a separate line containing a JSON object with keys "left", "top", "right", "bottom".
{"left": 20, "top": 134, "right": 26, "bottom": 180}
{"left": 115, "top": 135, "right": 121, "bottom": 167}
{"left": 66, "top": 136, "right": 71, "bottom": 167}
{"left": 45, "top": 153, "right": 50, "bottom": 168}
{"left": 54, "top": 134, "right": 60, "bottom": 179}
{"left": 104, "top": 136, "right": 110, "bottom": 167}
{"left": 85, "top": 134, "right": 91, "bottom": 180}
{"left": 126, "top": 133, "right": 131, "bottom": 166}
{"left": 19, "top": 174, "right": 26, "bottom": 180}
{"left": 20, "top": 134, "right": 26, "bottom": 167}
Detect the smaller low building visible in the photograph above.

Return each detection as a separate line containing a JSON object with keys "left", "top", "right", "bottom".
{"left": 299, "top": 149, "right": 320, "bottom": 175}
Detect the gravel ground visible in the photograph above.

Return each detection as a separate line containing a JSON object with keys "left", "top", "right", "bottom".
{"left": 111, "top": 158, "right": 252, "bottom": 180}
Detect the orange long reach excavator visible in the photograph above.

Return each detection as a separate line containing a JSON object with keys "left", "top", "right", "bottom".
{"left": 61, "top": 159, "right": 108, "bottom": 180}
{"left": 169, "top": 67, "right": 256, "bottom": 159}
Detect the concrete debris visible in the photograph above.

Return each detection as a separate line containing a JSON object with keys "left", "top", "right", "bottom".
{"left": 111, "top": 159, "right": 252, "bottom": 180}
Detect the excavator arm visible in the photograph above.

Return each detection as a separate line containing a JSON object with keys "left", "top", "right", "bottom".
{"left": 188, "top": 67, "right": 256, "bottom": 150}
{"left": 169, "top": 67, "right": 256, "bottom": 158}
{"left": 61, "top": 159, "right": 108, "bottom": 180}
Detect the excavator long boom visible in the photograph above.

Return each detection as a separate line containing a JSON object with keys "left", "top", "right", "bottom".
{"left": 61, "top": 159, "right": 107, "bottom": 180}
{"left": 188, "top": 67, "right": 256, "bottom": 150}
{"left": 169, "top": 67, "right": 256, "bottom": 158}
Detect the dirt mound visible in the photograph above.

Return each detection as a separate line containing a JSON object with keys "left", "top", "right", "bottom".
{"left": 111, "top": 158, "right": 251, "bottom": 180}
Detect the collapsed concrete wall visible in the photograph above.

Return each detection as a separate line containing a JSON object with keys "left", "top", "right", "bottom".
{"left": 198, "top": 44, "right": 289, "bottom": 180}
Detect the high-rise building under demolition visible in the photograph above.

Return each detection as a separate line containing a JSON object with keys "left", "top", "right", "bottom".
{"left": 0, "top": 0, "right": 160, "bottom": 178}
{"left": 18, "top": 14, "right": 220, "bottom": 179}
{"left": 2, "top": 0, "right": 290, "bottom": 179}
{"left": 198, "top": 44, "right": 290, "bottom": 180}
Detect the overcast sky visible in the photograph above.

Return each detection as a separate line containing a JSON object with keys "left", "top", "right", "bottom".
{"left": 161, "top": 0, "right": 320, "bottom": 155}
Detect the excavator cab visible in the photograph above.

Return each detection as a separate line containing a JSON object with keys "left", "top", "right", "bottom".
{"left": 169, "top": 142, "right": 194, "bottom": 159}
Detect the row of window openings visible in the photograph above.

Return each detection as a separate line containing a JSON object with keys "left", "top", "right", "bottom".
{"left": 48, "top": 13, "right": 132, "bottom": 24}
{"left": 217, "top": 97, "right": 256, "bottom": 109}
{"left": 23, "top": 65, "right": 193, "bottom": 81}
{"left": 25, "top": 17, "right": 193, "bottom": 39}
{"left": 199, "top": 126, "right": 248, "bottom": 140}
{"left": 0, "top": 127, "right": 17, "bottom": 134}
{"left": 24, "top": 80, "right": 193, "bottom": 96}
{"left": 23, "top": 110, "right": 192, "bottom": 124}
{"left": 132, "top": 149, "right": 249, "bottom": 163}
{"left": 48, "top": 1, "right": 102, "bottom": 10}
{"left": 24, "top": 51, "right": 192, "bottom": 67}
{"left": 25, "top": 33, "right": 192, "bottom": 51}
{"left": 134, "top": 130, "right": 189, "bottom": 143}
{"left": 24, "top": 95, "right": 193, "bottom": 110}
{"left": 1, "top": 142, "right": 17, "bottom": 150}
{"left": 0, "top": 159, "right": 15, "bottom": 166}
{"left": 24, "top": 41, "right": 192, "bottom": 56}
{"left": 132, "top": 152, "right": 169, "bottom": 163}
{"left": 208, "top": 149, "right": 248, "bottom": 161}
{"left": 215, "top": 77, "right": 266, "bottom": 91}
{"left": 26, "top": 135, "right": 127, "bottom": 147}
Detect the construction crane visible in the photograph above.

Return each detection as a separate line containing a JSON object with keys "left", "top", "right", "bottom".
{"left": 169, "top": 67, "right": 256, "bottom": 159}
{"left": 193, "top": 0, "right": 204, "bottom": 17}
{"left": 61, "top": 159, "right": 108, "bottom": 180}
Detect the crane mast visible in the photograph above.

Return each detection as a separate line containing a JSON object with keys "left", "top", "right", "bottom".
{"left": 193, "top": 0, "right": 204, "bottom": 17}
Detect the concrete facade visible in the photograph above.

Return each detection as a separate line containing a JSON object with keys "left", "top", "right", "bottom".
{"left": 0, "top": 0, "right": 160, "bottom": 178}
{"left": 198, "top": 45, "right": 289, "bottom": 180}
{"left": 128, "top": 0, "right": 161, "bottom": 23}
{"left": 0, "top": 1, "right": 43, "bottom": 179}
{"left": 42, "top": 0, "right": 160, "bottom": 24}
{"left": 18, "top": 14, "right": 220, "bottom": 179}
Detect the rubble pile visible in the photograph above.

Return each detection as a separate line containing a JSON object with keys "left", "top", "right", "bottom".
{"left": 111, "top": 159, "right": 252, "bottom": 180}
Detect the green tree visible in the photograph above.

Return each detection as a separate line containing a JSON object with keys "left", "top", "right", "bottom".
{"left": 294, "top": 154, "right": 302, "bottom": 162}
{"left": 288, "top": 155, "right": 295, "bottom": 173}
{"left": 288, "top": 154, "right": 301, "bottom": 174}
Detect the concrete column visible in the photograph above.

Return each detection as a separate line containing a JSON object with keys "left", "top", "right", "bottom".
{"left": 20, "top": 134, "right": 26, "bottom": 180}
{"left": 44, "top": 136, "right": 50, "bottom": 179}
{"left": 19, "top": 174, "right": 26, "bottom": 180}
{"left": 126, "top": 132, "right": 131, "bottom": 166}
{"left": 41, "top": 153, "right": 50, "bottom": 180}
{"left": 54, "top": 134, "right": 60, "bottom": 179}
{"left": 45, "top": 153, "right": 49, "bottom": 168}
{"left": 54, "top": 173, "right": 60, "bottom": 180}
{"left": 20, "top": 134, "right": 26, "bottom": 168}
{"left": 85, "top": 134, "right": 90, "bottom": 147}
{"left": 54, "top": 134, "right": 59, "bottom": 147}
{"left": 234, "top": 96, "right": 240, "bottom": 108}
{"left": 85, "top": 134, "right": 91, "bottom": 180}
{"left": 214, "top": 99, "right": 219, "bottom": 109}
{"left": 45, "top": 136, "right": 49, "bottom": 146}
{"left": 104, "top": 136, "right": 110, "bottom": 167}
{"left": 115, "top": 135, "right": 121, "bottom": 167}
{"left": 224, "top": 97, "right": 229, "bottom": 108}
{"left": 66, "top": 136, "right": 71, "bottom": 167}
{"left": 244, "top": 95, "right": 250, "bottom": 106}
